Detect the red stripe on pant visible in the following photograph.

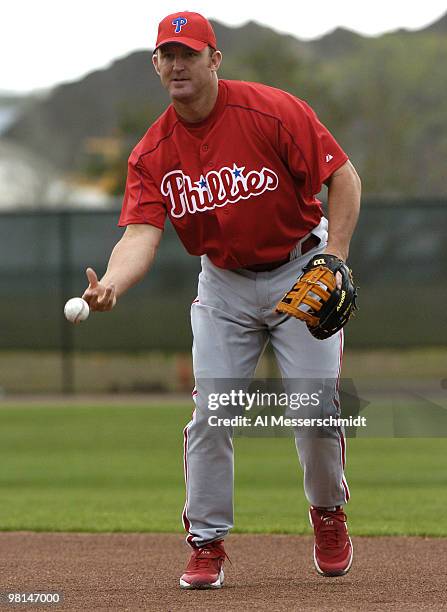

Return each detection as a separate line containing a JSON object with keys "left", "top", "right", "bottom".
{"left": 335, "top": 330, "right": 350, "bottom": 502}
{"left": 182, "top": 416, "right": 196, "bottom": 547}
{"left": 338, "top": 426, "right": 350, "bottom": 502}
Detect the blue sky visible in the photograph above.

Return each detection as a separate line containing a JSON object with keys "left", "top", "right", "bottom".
{"left": 1, "top": 0, "right": 446, "bottom": 93}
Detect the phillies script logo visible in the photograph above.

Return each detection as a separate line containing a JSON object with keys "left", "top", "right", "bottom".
{"left": 161, "top": 164, "right": 279, "bottom": 218}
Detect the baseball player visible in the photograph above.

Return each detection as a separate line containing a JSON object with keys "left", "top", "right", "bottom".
{"left": 83, "top": 11, "right": 361, "bottom": 589}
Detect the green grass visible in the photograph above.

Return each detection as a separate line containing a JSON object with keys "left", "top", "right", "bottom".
{"left": 0, "top": 404, "right": 446, "bottom": 535}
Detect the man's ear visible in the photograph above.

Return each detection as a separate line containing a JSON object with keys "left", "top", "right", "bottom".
{"left": 210, "top": 50, "right": 222, "bottom": 73}
{"left": 152, "top": 52, "right": 160, "bottom": 75}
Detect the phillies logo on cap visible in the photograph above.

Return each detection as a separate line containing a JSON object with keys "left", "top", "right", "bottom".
{"left": 155, "top": 11, "right": 217, "bottom": 52}
{"left": 172, "top": 16, "right": 188, "bottom": 33}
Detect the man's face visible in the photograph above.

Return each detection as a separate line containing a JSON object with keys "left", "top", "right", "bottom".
{"left": 153, "top": 44, "right": 221, "bottom": 101}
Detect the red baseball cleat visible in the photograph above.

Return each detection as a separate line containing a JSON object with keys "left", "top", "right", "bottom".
{"left": 309, "top": 506, "right": 353, "bottom": 577}
{"left": 180, "top": 539, "right": 228, "bottom": 589}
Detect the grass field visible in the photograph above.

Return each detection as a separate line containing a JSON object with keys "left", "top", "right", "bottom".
{"left": 0, "top": 403, "right": 446, "bottom": 536}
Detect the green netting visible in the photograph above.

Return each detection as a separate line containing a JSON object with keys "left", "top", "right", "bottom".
{"left": 1, "top": 200, "right": 446, "bottom": 352}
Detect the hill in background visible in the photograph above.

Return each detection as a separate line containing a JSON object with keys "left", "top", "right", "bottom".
{"left": 4, "top": 13, "right": 447, "bottom": 197}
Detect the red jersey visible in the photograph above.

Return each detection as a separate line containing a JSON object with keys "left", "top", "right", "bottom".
{"left": 119, "top": 79, "right": 348, "bottom": 269}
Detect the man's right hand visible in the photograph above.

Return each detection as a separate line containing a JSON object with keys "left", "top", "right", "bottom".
{"left": 82, "top": 267, "right": 117, "bottom": 312}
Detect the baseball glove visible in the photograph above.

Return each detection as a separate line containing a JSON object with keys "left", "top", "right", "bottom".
{"left": 275, "top": 254, "right": 358, "bottom": 340}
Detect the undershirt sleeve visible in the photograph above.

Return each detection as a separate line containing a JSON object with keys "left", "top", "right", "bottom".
{"left": 118, "top": 151, "right": 167, "bottom": 229}
{"left": 277, "top": 95, "right": 348, "bottom": 198}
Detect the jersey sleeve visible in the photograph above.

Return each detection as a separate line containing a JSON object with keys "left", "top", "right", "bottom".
{"left": 118, "top": 151, "right": 167, "bottom": 229}
{"left": 277, "top": 95, "right": 348, "bottom": 197}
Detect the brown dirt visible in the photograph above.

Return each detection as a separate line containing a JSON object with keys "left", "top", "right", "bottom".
{"left": 0, "top": 533, "right": 445, "bottom": 611}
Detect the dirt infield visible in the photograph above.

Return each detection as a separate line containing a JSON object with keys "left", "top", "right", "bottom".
{"left": 1, "top": 533, "right": 446, "bottom": 611}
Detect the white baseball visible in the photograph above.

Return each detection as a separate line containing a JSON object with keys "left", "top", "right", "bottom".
{"left": 64, "top": 297, "right": 90, "bottom": 324}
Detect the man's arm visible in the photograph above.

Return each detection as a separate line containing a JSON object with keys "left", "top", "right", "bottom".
{"left": 323, "top": 159, "right": 361, "bottom": 262}
{"left": 82, "top": 224, "right": 163, "bottom": 312}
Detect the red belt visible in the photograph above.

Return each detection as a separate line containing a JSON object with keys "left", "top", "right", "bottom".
{"left": 243, "top": 234, "right": 320, "bottom": 272}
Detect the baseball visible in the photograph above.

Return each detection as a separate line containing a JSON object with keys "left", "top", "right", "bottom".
{"left": 64, "top": 297, "right": 90, "bottom": 324}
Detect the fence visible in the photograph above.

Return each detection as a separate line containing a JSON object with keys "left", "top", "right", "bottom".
{"left": 1, "top": 200, "right": 446, "bottom": 392}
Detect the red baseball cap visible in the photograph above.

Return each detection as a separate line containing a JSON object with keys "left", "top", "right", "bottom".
{"left": 155, "top": 11, "right": 217, "bottom": 52}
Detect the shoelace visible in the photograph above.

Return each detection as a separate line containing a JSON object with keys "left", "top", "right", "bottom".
{"left": 192, "top": 555, "right": 222, "bottom": 570}
{"left": 318, "top": 513, "right": 346, "bottom": 550}
{"left": 190, "top": 545, "right": 232, "bottom": 569}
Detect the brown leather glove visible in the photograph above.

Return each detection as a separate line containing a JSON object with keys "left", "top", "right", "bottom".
{"left": 276, "top": 254, "right": 358, "bottom": 340}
